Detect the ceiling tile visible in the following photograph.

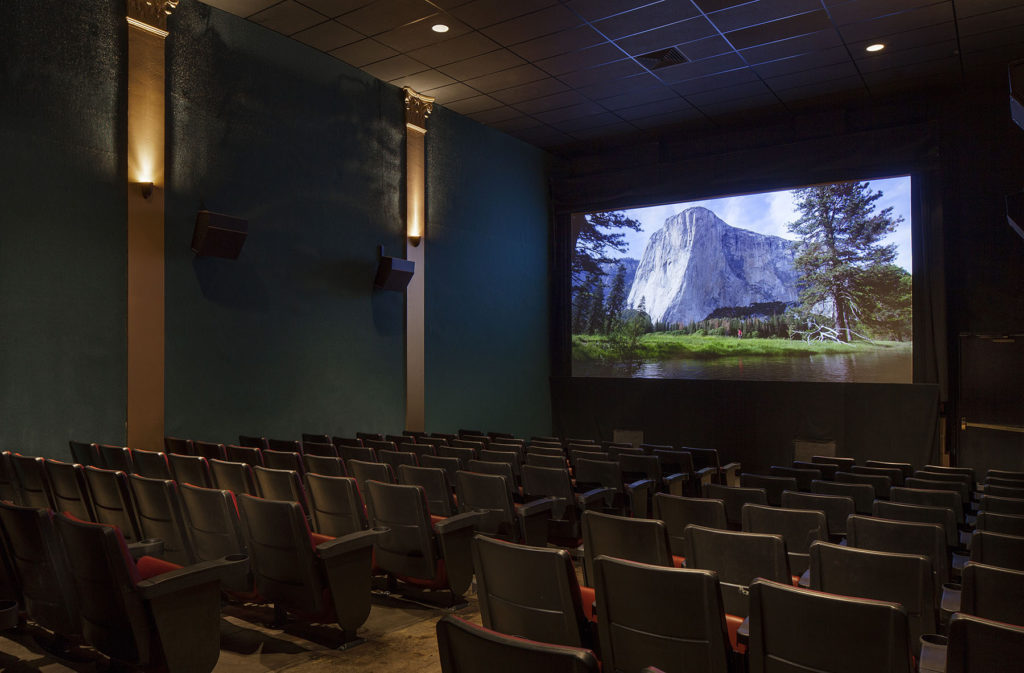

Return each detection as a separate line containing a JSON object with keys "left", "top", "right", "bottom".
{"left": 422, "top": 82, "right": 479, "bottom": 103}
{"left": 761, "top": 60, "right": 859, "bottom": 91}
{"left": 407, "top": 31, "right": 502, "bottom": 67}
{"left": 854, "top": 40, "right": 958, "bottom": 73}
{"left": 751, "top": 45, "right": 850, "bottom": 78}
{"left": 630, "top": 106, "right": 705, "bottom": 129}
{"left": 530, "top": 100, "right": 607, "bottom": 121}
{"left": 860, "top": 56, "right": 960, "bottom": 88}
{"left": 568, "top": 120, "right": 639, "bottom": 140}
{"left": 686, "top": 79, "right": 772, "bottom": 105}
{"left": 481, "top": 5, "right": 583, "bottom": 44}
{"left": 490, "top": 77, "right": 572, "bottom": 104}
{"left": 292, "top": 19, "right": 363, "bottom": 51}
{"left": 723, "top": 10, "right": 833, "bottom": 50}
{"left": 389, "top": 68, "right": 457, "bottom": 90}
{"left": 514, "top": 91, "right": 593, "bottom": 114}
{"left": 295, "top": 0, "right": 374, "bottom": 18}
{"left": 534, "top": 43, "right": 626, "bottom": 75}
{"left": 564, "top": 0, "right": 663, "bottom": 22}
{"left": 467, "top": 106, "right": 523, "bottom": 123}
{"left": 375, "top": 18, "right": 473, "bottom": 52}
{"left": 955, "top": 0, "right": 1024, "bottom": 18}
{"left": 615, "top": 16, "right": 718, "bottom": 56}
{"left": 335, "top": 0, "right": 437, "bottom": 35}
{"left": 693, "top": 0, "right": 758, "bottom": 11}
{"left": 439, "top": 50, "right": 530, "bottom": 81}
{"left": 575, "top": 72, "right": 663, "bottom": 99}
{"left": 360, "top": 54, "right": 430, "bottom": 80}
{"left": 461, "top": 63, "right": 550, "bottom": 92}
{"left": 202, "top": 0, "right": 280, "bottom": 18}
{"left": 707, "top": 0, "right": 827, "bottom": 33}
{"left": 250, "top": 1, "right": 326, "bottom": 35}
{"left": 696, "top": 91, "right": 782, "bottom": 115}
{"left": 676, "top": 34, "right": 734, "bottom": 61}
{"left": 442, "top": 94, "right": 503, "bottom": 114}
{"left": 558, "top": 59, "right": 647, "bottom": 88}
{"left": 489, "top": 115, "right": 545, "bottom": 132}
{"left": 329, "top": 38, "right": 399, "bottom": 66}
{"left": 509, "top": 26, "right": 607, "bottom": 62}
{"left": 827, "top": 0, "right": 938, "bottom": 27}
{"left": 768, "top": 74, "right": 864, "bottom": 102}
{"left": 594, "top": 0, "right": 702, "bottom": 39}
{"left": 598, "top": 84, "right": 679, "bottom": 110}
{"left": 653, "top": 51, "right": 747, "bottom": 83}
{"left": 738, "top": 28, "right": 843, "bottom": 65}
{"left": 958, "top": 3, "right": 1024, "bottom": 36}
{"left": 450, "top": 0, "right": 559, "bottom": 29}
{"left": 510, "top": 125, "right": 575, "bottom": 147}
{"left": 613, "top": 95, "right": 694, "bottom": 119}
{"left": 551, "top": 111, "right": 629, "bottom": 132}
{"left": 837, "top": 3, "right": 954, "bottom": 43}
{"left": 670, "top": 65, "right": 761, "bottom": 94}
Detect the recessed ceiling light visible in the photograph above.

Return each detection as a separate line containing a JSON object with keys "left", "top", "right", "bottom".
{"left": 866, "top": 43, "right": 885, "bottom": 52}
{"left": 431, "top": 23, "right": 449, "bottom": 33}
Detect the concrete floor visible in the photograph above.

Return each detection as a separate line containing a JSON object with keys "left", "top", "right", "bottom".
{"left": 0, "top": 588, "right": 481, "bottom": 673}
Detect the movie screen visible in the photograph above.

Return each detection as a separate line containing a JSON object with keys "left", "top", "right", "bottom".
{"left": 571, "top": 176, "right": 913, "bottom": 383}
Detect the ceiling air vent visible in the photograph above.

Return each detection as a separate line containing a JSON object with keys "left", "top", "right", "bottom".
{"left": 636, "top": 47, "right": 688, "bottom": 70}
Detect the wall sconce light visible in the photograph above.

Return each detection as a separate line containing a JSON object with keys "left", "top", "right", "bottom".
{"left": 136, "top": 181, "right": 155, "bottom": 199}
{"left": 408, "top": 234, "right": 422, "bottom": 246}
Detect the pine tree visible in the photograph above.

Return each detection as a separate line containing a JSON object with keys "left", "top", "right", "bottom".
{"left": 587, "top": 281, "right": 606, "bottom": 334}
{"left": 605, "top": 264, "right": 628, "bottom": 333}
{"left": 788, "top": 181, "right": 903, "bottom": 341}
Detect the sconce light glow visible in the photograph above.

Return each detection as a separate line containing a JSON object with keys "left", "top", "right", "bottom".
{"left": 866, "top": 43, "right": 885, "bottom": 52}
{"left": 431, "top": 23, "right": 449, "bottom": 33}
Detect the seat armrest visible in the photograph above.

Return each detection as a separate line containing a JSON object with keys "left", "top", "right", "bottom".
{"left": 576, "top": 487, "right": 616, "bottom": 509}
{"left": 516, "top": 497, "right": 556, "bottom": 517}
{"left": 434, "top": 510, "right": 486, "bottom": 535}
{"left": 940, "top": 583, "right": 961, "bottom": 616}
{"left": 625, "top": 479, "right": 656, "bottom": 517}
{"left": 721, "top": 462, "right": 741, "bottom": 486}
{"left": 695, "top": 467, "right": 716, "bottom": 486}
{"left": 918, "top": 634, "right": 948, "bottom": 673}
{"left": 316, "top": 527, "right": 388, "bottom": 560}
{"left": 137, "top": 556, "right": 245, "bottom": 600}
{"left": 662, "top": 472, "right": 688, "bottom": 496}
{"left": 128, "top": 538, "right": 165, "bottom": 559}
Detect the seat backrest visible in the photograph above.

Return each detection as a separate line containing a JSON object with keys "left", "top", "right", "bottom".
{"left": 985, "top": 484, "right": 1024, "bottom": 499}
{"left": 873, "top": 500, "right": 958, "bottom": 547}
{"left": 128, "top": 475, "right": 195, "bottom": 565}
{"left": 652, "top": 449, "right": 696, "bottom": 477}
{"left": 975, "top": 510, "right": 1024, "bottom": 537}
{"left": 301, "top": 441, "right": 338, "bottom": 458}
{"left": 397, "top": 464, "right": 454, "bottom": 517}
{"left": 740, "top": 474, "right": 798, "bottom": 507}
{"left": 618, "top": 454, "right": 661, "bottom": 482}
{"left": 420, "top": 454, "right": 462, "bottom": 486}
{"left": 53, "top": 512, "right": 153, "bottom": 664}
{"left": 922, "top": 464, "right": 975, "bottom": 482}
{"left": 835, "top": 471, "right": 892, "bottom": 499}
{"left": 168, "top": 453, "right": 213, "bottom": 488}
{"left": 69, "top": 440, "right": 101, "bottom": 467}
{"left": 906, "top": 476, "right": 969, "bottom": 504}
{"left": 683, "top": 525, "right": 790, "bottom": 596}
{"left": 163, "top": 437, "right": 194, "bottom": 456}
{"left": 809, "top": 540, "right": 935, "bottom": 651}
{"left": 305, "top": 473, "right": 368, "bottom": 537}
{"left": 770, "top": 465, "right": 821, "bottom": 491}
{"left": 846, "top": 515, "right": 948, "bottom": 591}
{"left": 479, "top": 449, "right": 521, "bottom": 477}
{"left": 98, "top": 445, "right": 134, "bottom": 473}
{"left": 685, "top": 448, "right": 722, "bottom": 473}
{"left": 811, "top": 479, "right": 875, "bottom": 514}
{"left": 978, "top": 494, "right": 1024, "bottom": 516}
{"left": 969, "top": 530, "right": 1024, "bottom": 571}
{"left": 83, "top": 466, "right": 142, "bottom": 542}
{"left": 267, "top": 438, "right": 301, "bottom": 453}
{"left": 574, "top": 458, "right": 623, "bottom": 491}
{"left": 891, "top": 486, "right": 964, "bottom": 523}
{"left": 365, "top": 480, "right": 438, "bottom": 581}
{"left": 780, "top": 490, "right": 855, "bottom": 537}
{"left": 865, "top": 460, "right": 913, "bottom": 479}
{"left": 332, "top": 436, "right": 365, "bottom": 449}
{"left": 438, "top": 445, "right": 476, "bottom": 464}
{"left": 379, "top": 449, "right": 420, "bottom": 474}
{"left": 302, "top": 454, "right": 347, "bottom": 477}
{"left": 946, "top": 613, "right": 1024, "bottom": 673}
{"left": 347, "top": 459, "right": 394, "bottom": 520}
{"left": 811, "top": 455, "right": 856, "bottom": 471}
{"left": 339, "top": 444, "right": 377, "bottom": 464}
{"left": 653, "top": 493, "right": 727, "bottom": 556}
{"left": 238, "top": 435, "right": 269, "bottom": 450}
{"left": 851, "top": 465, "right": 904, "bottom": 487}
{"left": 704, "top": 484, "right": 768, "bottom": 527}
{"left": 9, "top": 453, "right": 55, "bottom": 510}
{"left": 302, "top": 433, "right": 331, "bottom": 445}
{"left": 236, "top": 494, "right": 327, "bottom": 614}
{"left": 192, "top": 441, "right": 227, "bottom": 461}
{"left": 131, "top": 450, "right": 172, "bottom": 480}
{"left": 209, "top": 459, "right": 258, "bottom": 496}
{"left": 178, "top": 483, "right": 247, "bottom": 562}
{"left": 452, "top": 438, "right": 486, "bottom": 454}
{"left": 44, "top": 459, "right": 94, "bottom": 521}
{"left": 961, "top": 561, "right": 1024, "bottom": 626}
{"left": 253, "top": 466, "right": 309, "bottom": 514}
{"left": 356, "top": 431, "right": 384, "bottom": 442}
{"left": 521, "top": 464, "right": 574, "bottom": 501}
{"left": 472, "top": 535, "right": 589, "bottom": 648}
{"left": 794, "top": 459, "right": 837, "bottom": 480}
{"left": 528, "top": 453, "right": 568, "bottom": 470}
{"left": 747, "top": 579, "right": 912, "bottom": 673}
{"left": 225, "top": 444, "right": 264, "bottom": 467}
{"left": 582, "top": 510, "right": 672, "bottom": 584}
{"left": 594, "top": 557, "right": 731, "bottom": 673}
{"left": 399, "top": 443, "right": 438, "bottom": 463}
{"left": 436, "top": 614, "right": 599, "bottom": 673}
{"left": 456, "top": 471, "right": 516, "bottom": 539}
{"left": 0, "top": 501, "right": 79, "bottom": 635}
{"left": 262, "top": 449, "right": 304, "bottom": 475}
{"left": 364, "top": 438, "right": 397, "bottom": 453}
{"left": 741, "top": 503, "right": 826, "bottom": 573}
{"left": 987, "top": 475, "right": 1024, "bottom": 489}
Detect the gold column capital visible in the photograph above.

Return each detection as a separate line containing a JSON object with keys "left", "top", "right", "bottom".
{"left": 127, "top": 0, "right": 179, "bottom": 36}
{"left": 404, "top": 87, "right": 435, "bottom": 133}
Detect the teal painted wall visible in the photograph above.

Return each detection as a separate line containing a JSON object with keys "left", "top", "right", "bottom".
{"left": 0, "top": 0, "right": 128, "bottom": 458}
{"left": 425, "top": 106, "right": 552, "bottom": 437}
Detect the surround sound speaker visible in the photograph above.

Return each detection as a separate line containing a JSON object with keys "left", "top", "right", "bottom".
{"left": 191, "top": 210, "right": 248, "bottom": 259}
{"left": 374, "top": 255, "right": 415, "bottom": 291}
{"left": 1011, "top": 60, "right": 1024, "bottom": 132}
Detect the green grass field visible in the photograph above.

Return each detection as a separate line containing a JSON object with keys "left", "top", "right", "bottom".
{"left": 572, "top": 332, "right": 911, "bottom": 362}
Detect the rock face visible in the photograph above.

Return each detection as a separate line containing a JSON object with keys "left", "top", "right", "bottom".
{"left": 599, "top": 257, "right": 639, "bottom": 295}
{"left": 627, "top": 207, "right": 798, "bottom": 325}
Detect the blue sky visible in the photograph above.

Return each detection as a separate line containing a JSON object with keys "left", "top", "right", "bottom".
{"left": 598, "top": 176, "right": 913, "bottom": 273}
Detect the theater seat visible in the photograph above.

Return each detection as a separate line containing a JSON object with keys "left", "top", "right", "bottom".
{"left": 969, "top": 530, "right": 1024, "bottom": 571}
{"left": 253, "top": 466, "right": 310, "bottom": 515}
{"left": 302, "top": 454, "right": 348, "bottom": 477}
{"left": 128, "top": 475, "right": 195, "bottom": 565}
{"left": 944, "top": 613, "right": 1024, "bottom": 673}
{"left": 455, "top": 470, "right": 552, "bottom": 546}
{"left": 742, "top": 503, "right": 826, "bottom": 575}
{"left": 593, "top": 556, "right": 734, "bottom": 672}
{"left": 131, "top": 450, "right": 172, "bottom": 480}
{"left": 781, "top": 490, "right": 855, "bottom": 540}
{"left": 83, "top": 466, "right": 142, "bottom": 542}
{"left": 653, "top": 493, "right": 727, "bottom": 558}
{"left": 521, "top": 465, "right": 611, "bottom": 548}
{"left": 236, "top": 494, "right": 381, "bottom": 643}
{"left": 177, "top": 483, "right": 251, "bottom": 593}
{"left": 961, "top": 561, "right": 1024, "bottom": 626}
{"left": 397, "top": 464, "right": 456, "bottom": 517}
{"left": 581, "top": 510, "right": 674, "bottom": 587}
{"left": 9, "top": 453, "right": 55, "bottom": 510}
{"left": 436, "top": 614, "right": 599, "bottom": 673}
{"left": 704, "top": 484, "right": 767, "bottom": 529}
{"left": 209, "top": 459, "right": 258, "bottom": 496}
{"left": 44, "top": 459, "right": 95, "bottom": 521}
{"left": 472, "top": 534, "right": 593, "bottom": 648}
{"left": 168, "top": 454, "right": 213, "bottom": 489}
{"left": 305, "top": 474, "right": 370, "bottom": 538}
{"left": 54, "top": 512, "right": 246, "bottom": 672}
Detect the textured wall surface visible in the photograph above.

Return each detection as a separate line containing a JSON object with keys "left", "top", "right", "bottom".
{"left": 0, "top": 0, "right": 128, "bottom": 457}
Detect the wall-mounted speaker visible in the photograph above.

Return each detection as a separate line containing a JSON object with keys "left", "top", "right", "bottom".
{"left": 1011, "top": 59, "right": 1024, "bottom": 132}
{"left": 374, "top": 255, "right": 415, "bottom": 291}
{"left": 192, "top": 210, "right": 248, "bottom": 259}
{"left": 1008, "top": 191, "right": 1024, "bottom": 241}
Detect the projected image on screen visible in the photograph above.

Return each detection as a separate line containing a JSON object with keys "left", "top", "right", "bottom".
{"left": 571, "top": 176, "right": 913, "bottom": 383}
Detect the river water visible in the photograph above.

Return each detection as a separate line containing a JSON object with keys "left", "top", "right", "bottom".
{"left": 573, "top": 348, "right": 912, "bottom": 383}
